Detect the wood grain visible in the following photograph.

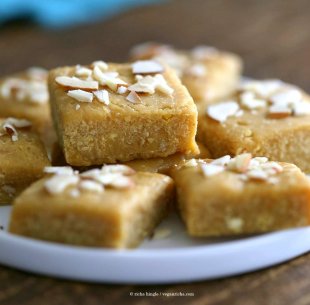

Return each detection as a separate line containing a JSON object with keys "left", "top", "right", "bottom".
{"left": 1, "top": 0, "right": 310, "bottom": 304}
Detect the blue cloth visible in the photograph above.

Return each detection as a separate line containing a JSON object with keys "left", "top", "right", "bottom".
{"left": 0, "top": 0, "right": 162, "bottom": 28}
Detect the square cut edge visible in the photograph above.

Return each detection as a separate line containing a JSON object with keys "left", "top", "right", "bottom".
{"left": 48, "top": 63, "right": 199, "bottom": 166}
{"left": 9, "top": 172, "right": 174, "bottom": 248}
{"left": 171, "top": 160, "right": 310, "bottom": 237}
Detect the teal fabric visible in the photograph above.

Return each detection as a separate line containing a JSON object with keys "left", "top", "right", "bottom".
{"left": 0, "top": 0, "right": 163, "bottom": 28}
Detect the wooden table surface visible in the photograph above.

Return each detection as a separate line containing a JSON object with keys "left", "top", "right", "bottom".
{"left": 1, "top": 0, "right": 310, "bottom": 304}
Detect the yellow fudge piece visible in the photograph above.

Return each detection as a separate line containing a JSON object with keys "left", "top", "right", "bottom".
{"left": 198, "top": 79, "right": 310, "bottom": 172}
{"left": 125, "top": 142, "right": 211, "bottom": 174}
{"left": 171, "top": 155, "right": 310, "bottom": 236}
{"left": 0, "top": 68, "right": 51, "bottom": 133}
{"left": 130, "top": 43, "right": 242, "bottom": 103}
{"left": 0, "top": 68, "right": 56, "bottom": 153}
{"left": 9, "top": 165, "right": 174, "bottom": 248}
{"left": 0, "top": 118, "right": 50, "bottom": 204}
{"left": 51, "top": 141, "right": 210, "bottom": 174}
{"left": 49, "top": 61, "right": 198, "bottom": 166}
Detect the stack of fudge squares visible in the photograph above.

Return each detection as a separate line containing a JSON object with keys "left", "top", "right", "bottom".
{"left": 2, "top": 42, "right": 310, "bottom": 249}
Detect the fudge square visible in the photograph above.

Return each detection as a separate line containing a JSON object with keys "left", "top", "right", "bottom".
{"left": 49, "top": 60, "right": 199, "bottom": 166}
{"left": 170, "top": 154, "right": 310, "bottom": 236}
{"left": 198, "top": 79, "right": 310, "bottom": 172}
{"left": 9, "top": 165, "right": 174, "bottom": 248}
{"left": 0, "top": 67, "right": 50, "bottom": 134}
{"left": 0, "top": 118, "right": 50, "bottom": 204}
{"left": 130, "top": 43, "right": 242, "bottom": 103}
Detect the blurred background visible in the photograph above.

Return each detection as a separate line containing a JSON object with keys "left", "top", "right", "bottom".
{"left": 0, "top": 0, "right": 310, "bottom": 90}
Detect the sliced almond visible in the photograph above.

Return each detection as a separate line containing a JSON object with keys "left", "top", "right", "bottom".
{"left": 0, "top": 78, "right": 48, "bottom": 105}
{"left": 93, "top": 89, "right": 110, "bottom": 105}
{"left": 240, "top": 79, "right": 283, "bottom": 99}
{"left": 80, "top": 169, "right": 103, "bottom": 182}
{"left": 93, "top": 69, "right": 119, "bottom": 81}
{"left": 117, "top": 86, "right": 128, "bottom": 94}
{"left": 293, "top": 102, "right": 310, "bottom": 116}
{"left": 228, "top": 153, "right": 252, "bottom": 173}
{"left": 45, "top": 175, "right": 79, "bottom": 194}
{"left": 0, "top": 78, "right": 25, "bottom": 98}
{"left": 206, "top": 101, "right": 239, "bottom": 123}
{"left": 246, "top": 169, "right": 268, "bottom": 181}
{"left": 261, "top": 161, "right": 283, "bottom": 174}
{"left": 84, "top": 171, "right": 132, "bottom": 188}
{"left": 128, "top": 74, "right": 173, "bottom": 95}
{"left": 92, "top": 66, "right": 109, "bottom": 84}
{"left": 26, "top": 67, "right": 48, "bottom": 80}
{"left": 79, "top": 180, "right": 104, "bottom": 192}
{"left": 3, "top": 123, "right": 18, "bottom": 141}
{"left": 211, "top": 155, "right": 231, "bottom": 166}
{"left": 44, "top": 166, "right": 75, "bottom": 176}
{"left": 126, "top": 91, "right": 141, "bottom": 103}
{"left": 5, "top": 118, "right": 31, "bottom": 128}
{"left": 75, "top": 66, "right": 92, "bottom": 77}
{"left": 240, "top": 91, "right": 266, "bottom": 109}
{"left": 154, "top": 74, "right": 174, "bottom": 95}
{"left": 267, "top": 105, "right": 291, "bottom": 119}
{"left": 30, "top": 89, "right": 48, "bottom": 104}
{"left": 44, "top": 164, "right": 135, "bottom": 195}
{"left": 270, "top": 89, "right": 302, "bottom": 106}
{"left": 128, "top": 75, "right": 156, "bottom": 94}
{"left": 132, "top": 60, "right": 164, "bottom": 74}
{"left": 92, "top": 66, "right": 127, "bottom": 91}
{"left": 67, "top": 89, "right": 93, "bottom": 103}
{"left": 55, "top": 76, "right": 98, "bottom": 90}
{"left": 251, "top": 157, "right": 268, "bottom": 164}
{"left": 104, "top": 175, "right": 135, "bottom": 189}
{"left": 106, "top": 78, "right": 127, "bottom": 91}
{"left": 92, "top": 60, "right": 108, "bottom": 71}
{"left": 200, "top": 163, "right": 224, "bottom": 177}
{"left": 200, "top": 152, "right": 282, "bottom": 184}
{"left": 81, "top": 165, "right": 135, "bottom": 185}
{"left": 183, "top": 159, "right": 198, "bottom": 167}
{"left": 100, "top": 164, "right": 136, "bottom": 175}
{"left": 1, "top": 118, "right": 31, "bottom": 142}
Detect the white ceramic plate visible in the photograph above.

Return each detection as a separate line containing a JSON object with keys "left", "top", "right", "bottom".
{"left": 1, "top": 205, "right": 310, "bottom": 284}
